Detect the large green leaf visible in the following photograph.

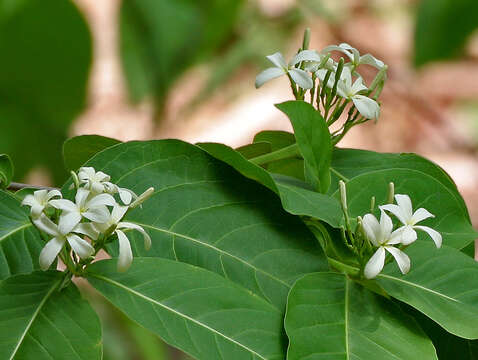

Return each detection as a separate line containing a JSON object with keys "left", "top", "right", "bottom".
{"left": 332, "top": 168, "right": 477, "bottom": 250}
{"left": 198, "top": 142, "right": 342, "bottom": 227}
{"left": 0, "top": 190, "right": 43, "bottom": 279}
{"left": 63, "top": 135, "right": 121, "bottom": 172}
{"left": 377, "top": 242, "right": 478, "bottom": 339}
{"left": 285, "top": 272, "right": 437, "bottom": 359}
{"left": 414, "top": 0, "right": 478, "bottom": 66}
{"left": 0, "top": 271, "right": 102, "bottom": 359}
{"left": 66, "top": 139, "right": 328, "bottom": 310}
{"left": 0, "top": 0, "right": 92, "bottom": 184}
{"left": 276, "top": 101, "right": 331, "bottom": 193}
{"left": 0, "top": 154, "right": 13, "bottom": 189}
{"left": 88, "top": 258, "right": 284, "bottom": 360}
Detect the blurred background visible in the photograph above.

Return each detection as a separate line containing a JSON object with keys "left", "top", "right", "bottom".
{"left": 1, "top": 0, "right": 478, "bottom": 358}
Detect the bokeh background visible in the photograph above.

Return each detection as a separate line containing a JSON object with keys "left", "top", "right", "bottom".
{"left": 1, "top": 0, "right": 478, "bottom": 358}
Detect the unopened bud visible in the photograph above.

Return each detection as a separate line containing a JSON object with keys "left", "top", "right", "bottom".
{"left": 130, "top": 187, "right": 155, "bottom": 209}
{"left": 339, "top": 180, "right": 347, "bottom": 212}
{"left": 387, "top": 182, "right": 395, "bottom": 204}
{"left": 70, "top": 171, "right": 79, "bottom": 190}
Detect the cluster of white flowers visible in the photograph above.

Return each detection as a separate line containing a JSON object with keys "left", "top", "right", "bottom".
{"left": 362, "top": 194, "right": 442, "bottom": 279}
{"left": 22, "top": 167, "right": 154, "bottom": 272}
{"left": 255, "top": 42, "right": 387, "bottom": 120}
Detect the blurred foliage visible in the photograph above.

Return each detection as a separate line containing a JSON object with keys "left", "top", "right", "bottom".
{"left": 414, "top": 0, "right": 478, "bottom": 66}
{"left": 0, "top": 0, "right": 91, "bottom": 185}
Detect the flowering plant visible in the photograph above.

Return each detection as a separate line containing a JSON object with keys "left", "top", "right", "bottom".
{"left": 0, "top": 30, "right": 477, "bottom": 360}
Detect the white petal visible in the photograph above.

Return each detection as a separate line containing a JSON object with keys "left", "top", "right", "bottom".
{"left": 78, "top": 167, "right": 95, "bottom": 181}
{"left": 118, "top": 222, "right": 151, "bottom": 250}
{"left": 321, "top": 44, "right": 354, "bottom": 62}
{"left": 380, "top": 203, "right": 408, "bottom": 225}
{"left": 385, "top": 246, "right": 411, "bottom": 275}
{"left": 339, "top": 66, "right": 353, "bottom": 89}
{"left": 116, "top": 230, "right": 133, "bottom": 272}
{"left": 395, "top": 194, "right": 413, "bottom": 220}
{"left": 255, "top": 67, "right": 286, "bottom": 88}
{"left": 289, "top": 50, "right": 321, "bottom": 67}
{"left": 58, "top": 211, "right": 82, "bottom": 235}
{"left": 87, "top": 193, "right": 116, "bottom": 208}
{"left": 362, "top": 213, "right": 381, "bottom": 246}
{"left": 111, "top": 204, "right": 129, "bottom": 223}
{"left": 75, "top": 188, "right": 90, "bottom": 207}
{"left": 414, "top": 225, "right": 442, "bottom": 248}
{"left": 364, "top": 247, "right": 386, "bottom": 279}
{"left": 351, "top": 77, "right": 368, "bottom": 95}
{"left": 288, "top": 68, "right": 313, "bottom": 89}
{"left": 266, "top": 52, "right": 287, "bottom": 69}
{"left": 46, "top": 189, "right": 62, "bottom": 200}
{"left": 379, "top": 210, "right": 393, "bottom": 240}
{"left": 359, "top": 54, "right": 385, "bottom": 69}
{"left": 352, "top": 95, "right": 380, "bottom": 119}
{"left": 83, "top": 206, "right": 110, "bottom": 223}
{"left": 73, "top": 222, "right": 100, "bottom": 240}
{"left": 316, "top": 69, "right": 335, "bottom": 88}
{"left": 67, "top": 234, "right": 94, "bottom": 259}
{"left": 49, "top": 199, "right": 78, "bottom": 213}
{"left": 21, "top": 194, "right": 37, "bottom": 207}
{"left": 91, "top": 181, "right": 104, "bottom": 194}
{"left": 411, "top": 208, "right": 435, "bottom": 224}
{"left": 30, "top": 204, "right": 45, "bottom": 219}
{"left": 119, "top": 188, "right": 133, "bottom": 205}
{"left": 95, "top": 171, "right": 110, "bottom": 182}
{"left": 392, "top": 225, "right": 417, "bottom": 245}
{"left": 39, "top": 237, "right": 64, "bottom": 271}
{"left": 33, "top": 215, "right": 60, "bottom": 237}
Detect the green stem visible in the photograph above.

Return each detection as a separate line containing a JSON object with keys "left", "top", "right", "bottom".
{"left": 249, "top": 143, "right": 300, "bottom": 165}
{"left": 328, "top": 257, "right": 360, "bottom": 277}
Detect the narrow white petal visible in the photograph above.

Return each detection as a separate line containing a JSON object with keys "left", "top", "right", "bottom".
{"left": 380, "top": 211, "right": 393, "bottom": 240}
{"left": 414, "top": 225, "right": 442, "bottom": 248}
{"left": 316, "top": 69, "right": 335, "bottom": 88}
{"left": 118, "top": 222, "right": 151, "bottom": 250}
{"left": 58, "top": 211, "right": 82, "bottom": 235}
{"left": 339, "top": 66, "right": 353, "bottom": 89}
{"left": 46, "top": 189, "right": 62, "bottom": 200}
{"left": 30, "top": 204, "right": 45, "bottom": 219}
{"left": 21, "top": 194, "right": 37, "bottom": 207}
{"left": 288, "top": 68, "right": 313, "bottom": 89}
{"left": 39, "top": 237, "right": 64, "bottom": 271}
{"left": 411, "top": 208, "right": 435, "bottom": 224}
{"left": 385, "top": 246, "right": 411, "bottom": 274}
{"left": 111, "top": 204, "right": 129, "bottom": 224}
{"left": 83, "top": 206, "right": 110, "bottom": 223}
{"left": 78, "top": 167, "right": 95, "bottom": 181}
{"left": 321, "top": 44, "right": 354, "bottom": 62}
{"left": 73, "top": 222, "right": 100, "bottom": 240}
{"left": 116, "top": 230, "right": 133, "bottom": 272}
{"left": 289, "top": 50, "right": 321, "bottom": 67}
{"left": 67, "top": 234, "right": 94, "bottom": 259}
{"left": 362, "top": 213, "right": 381, "bottom": 246}
{"left": 87, "top": 193, "right": 117, "bottom": 208}
{"left": 75, "top": 188, "right": 90, "bottom": 207}
{"left": 119, "top": 188, "right": 133, "bottom": 205}
{"left": 255, "top": 67, "right": 286, "bottom": 88}
{"left": 266, "top": 52, "right": 287, "bottom": 68}
{"left": 49, "top": 199, "right": 78, "bottom": 213}
{"left": 91, "top": 182, "right": 104, "bottom": 194}
{"left": 395, "top": 194, "right": 413, "bottom": 220}
{"left": 33, "top": 215, "right": 60, "bottom": 237}
{"left": 380, "top": 204, "right": 408, "bottom": 225}
{"left": 391, "top": 225, "right": 417, "bottom": 245}
{"left": 352, "top": 95, "right": 380, "bottom": 119}
{"left": 364, "top": 247, "right": 386, "bottom": 279}
{"left": 359, "top": 54, "right": 385, "bottom": 69}
{"left": 95, "top": 171, "right": 110, "bottom": 182}
{"left": 351, "top": 77, "right": 368, "bottom": 95}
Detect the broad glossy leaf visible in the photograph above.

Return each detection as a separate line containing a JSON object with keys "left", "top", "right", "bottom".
{"left": 0, "top": 271, "right": 102, "bottom": 359}
{"left": 276, "top": 101, "right": 331, "bottom": 193}
{"left": 199, "top": 142, "right": 342, "bottom": 228}
{"left": 414, "top": 0, "right": 478, "bottom": 66}
{"left": 0, "top": 154, "right": 13, "bottom": 189}
{"left": 0, "top": 190, "right": 43, "bottom": 279}
{"left": 67, "top": 139, "right": 328, "bottom": 309}
{"left": 377, "top": 242, "right": 478, "bottom": 339}
{"left": 0, "top": 0, "right": 92, "bottom": 184}
{"left": 63, "top": 134, "right": 121, "bottom": 172}
{"left": 88, "top": 258, "right": 284, "bottom": 360}
{"left": 285, "top": 272, "right": 437, "bottom": 359}
{"left": 235, "top": 142, "right": 271, "bottom": 159}
{"left": 332, "top": 168, "right": 477, "bottom": 249}
{"left": 330, "top": 148, "right": 470, "bottom": 221}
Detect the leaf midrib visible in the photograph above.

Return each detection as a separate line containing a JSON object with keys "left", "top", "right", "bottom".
{"left": 89, "top": 272, "right": 269, "bottom": 360}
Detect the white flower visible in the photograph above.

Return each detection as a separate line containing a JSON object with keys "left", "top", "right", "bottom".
{"left": 255, "top": 51, "right": 319, "bottom": 89}
{"left": 380, "top": 194, "right": 442, "bottom": 248}
{"left": 21, "top": 189, "right": 62, "bottom": 218}
{"left": 363, "top": 211, "right": 411, "bottom": 279}
{"left": 49, "top": 188, "right": 116, "bottom": 233}
{"left": 336, "top": 67, "right": 380, "bottom": 119}
{"left": 33, "top": 215, "right": 95, "bottom": 270}
{"left": 94, "top": 204, "right": 151, "bottom": 272}
{"left": 322, "top": 43, "right": 385, "bottom": 70}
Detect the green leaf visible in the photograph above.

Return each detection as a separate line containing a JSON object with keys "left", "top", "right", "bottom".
{"left": 285, "top": 272, "right": 437, "bottom": 359}
{"left": 235, "top": 142, "right": 271, "bottom": 160}
{"left": 330, "top": 148, "right": 471, "bottom": 222}
{"left": 377, "top": 242, "right": 478, "bottom": 339}
{"left": 253, "top": 130, "right": 296, "bottom": 151}
{"left": 0, "top": 271, "right": 102, "bottom": 359}
{"left": 0, "top": 154, "right": 13, "bottom": 189}
{"left": 63, "top": 135, "right": 121, "bottom": 172}
{"left": 332, "top": 168, "right": 477, "bottom": 250}
{"left": 414, "top": 0, "right": 478, "bottom": 66}
{"left": 276, "top": 101, "right": 332, "bottom": 193}
{"left": 88, "top": 258, "right": 284, "bottom": 360}
{"left": 66, "top": 139, "right": 328, "bottom": 310}
{"left": 0, "top": 190, "right": 44, "bottom": 279}
{"left": 0, "top": 0, "right": 92, "bottom": 184}
{"left": 199, "top": 142, "right": 342, "bottom": 228}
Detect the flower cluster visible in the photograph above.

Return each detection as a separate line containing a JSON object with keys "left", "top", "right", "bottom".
{"left": 362, "top": 194, "right": 442, "bottom": 279}
{"left": 22, "top": 167, "right": 154, "bottom": 273}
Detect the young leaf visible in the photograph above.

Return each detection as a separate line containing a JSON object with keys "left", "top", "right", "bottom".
{"left": 0, "top": 190, "right": 43, "bottom": 279}
{"left": 253, "top": 130, "right": 296, "bottom": 151}
{"left": 88, "top": 258, "right": 284, "bottom": 360}
{"left": 0, "top": 154, "right": 13, "bottom": 189}
{"left": 235, "top": 142, "right": 271, "bottom": 159}
{"left": 63, "top": 134, "right": 121, "bottom": 172}
{"left": 0, "top": 271, "right": 102, "bottom": 359}
{"left": 285, "top": 272, "right": 437, "bottom": 359}
{"left": 377, "top": 242, "right": 478, "bottom": 339}
{"left": 332, "top": 168, "right": 477, "bottom": 250}
{"left": 276, "top": 101, "right": 332, "bottom": 193}
{"left": 65, "top": 139, "right": 329, "bottom": 310}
